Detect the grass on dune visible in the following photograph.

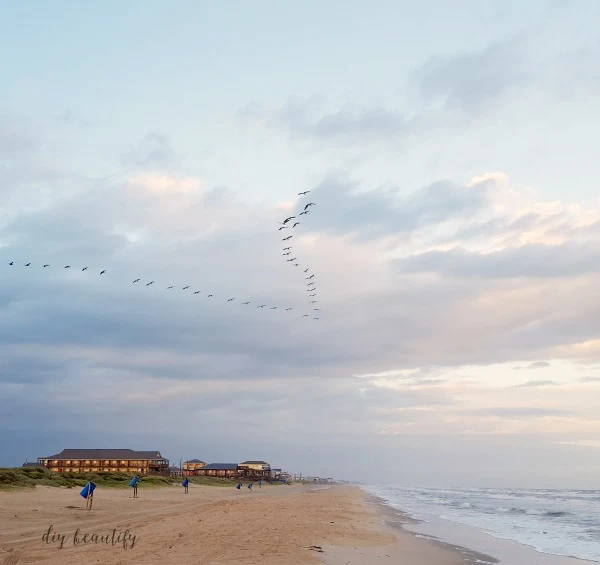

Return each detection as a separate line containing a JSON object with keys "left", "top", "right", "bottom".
{"left": 0, "top": 467, "right": 285, "bottom": 490}
{"left": 0, "top": 467, "right": 173, "bottom": 490}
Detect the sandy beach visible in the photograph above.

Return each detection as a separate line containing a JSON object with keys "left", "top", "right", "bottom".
{"left": 0, "top": 483, "right": 490, "bottom": 565}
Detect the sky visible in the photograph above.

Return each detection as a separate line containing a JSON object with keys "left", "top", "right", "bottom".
{"left": 1, "top": 0, "right": 600, "bottom": 488}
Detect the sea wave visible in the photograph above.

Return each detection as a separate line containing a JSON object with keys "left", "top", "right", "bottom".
{"left": 366, "top": 484, "right": 600, "bottom": 562}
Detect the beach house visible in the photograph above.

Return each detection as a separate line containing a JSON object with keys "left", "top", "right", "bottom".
{"left": 238, "top": 460, "right": 271, "bottom": 479}
{"left": 36, "top": 449, "right": 169, "bottom": 475}
{"left": 194, "top": 463, "right": 239, "bottom": 478}
{"left": 182, "top": 459, "right": 207, "bottom": 476}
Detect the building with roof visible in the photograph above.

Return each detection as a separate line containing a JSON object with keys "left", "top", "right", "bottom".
{"left": 182, "top": 459, "right": 207, "bottom": 476}
{"left": 238, "top": 460, "right": 271, "bottom": 479}
{"left": 22, "top": 461, "right": 43, "bottom": 468}
{"left": 194, "top": 463, "right": 239, "bottom": 478}
{"left": 37, "top": 449, "right": 169, "bottom": 475}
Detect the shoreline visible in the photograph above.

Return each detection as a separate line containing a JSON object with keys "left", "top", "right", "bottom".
{"left": 317, "top": 490, "right": 498, "bottom": 565}
{"left": 367, "top": 493, "right": 498, "bottom": 563}
{"left": 365, "top": 488, "right": 598, "bottom": 565}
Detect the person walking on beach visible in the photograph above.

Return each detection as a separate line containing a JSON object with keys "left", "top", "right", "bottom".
{"left": 247, "top": 483, "right": 253, "bottom": 491}
{"left": 130, "top": 475, "right": 140, "bottom": 498}
{"left": 258, "top": 479, "right": 262, "bottom": 488}
{"left": 182, "top": 477, "right": 189, "bottom": 494}
{"left": 236, "top": 482, "right": 242, "bottom": 490}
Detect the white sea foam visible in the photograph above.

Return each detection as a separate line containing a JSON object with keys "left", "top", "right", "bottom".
{"left": 366, "top": 485, "right": 600, "bottom": 562}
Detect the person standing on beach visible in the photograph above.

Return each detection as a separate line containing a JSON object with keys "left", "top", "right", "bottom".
{"left": 247, "top": 483, "right": 253, "bottom": 491}
{"left": 236, "top": 482, "right": 242, "bottom": 490}
{"left": 80, "top": 481, "right": 96, "bottom": 510}
{"left": 258, "top": 479, "right": 262, "bottom": 488}
{"left": 130, "top": 475, "right": 140, "bottom": 498}
{"left": 182, "top": 477, "right": 189, "bottom": 494}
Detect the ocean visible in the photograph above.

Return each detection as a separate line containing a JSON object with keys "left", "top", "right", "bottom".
{"left": 366, "top": 485, "right": 600, "bottom": 562}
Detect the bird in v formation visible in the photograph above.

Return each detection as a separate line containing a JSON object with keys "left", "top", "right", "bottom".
{"left": 9, "top": 187, "right": 323, "bottom": 320}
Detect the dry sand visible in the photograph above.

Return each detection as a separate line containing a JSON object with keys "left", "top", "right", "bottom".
{"left": 0, "top": 483, "right": 487, "bottom": 564}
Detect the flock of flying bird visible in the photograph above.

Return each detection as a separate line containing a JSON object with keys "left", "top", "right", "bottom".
{"left": 277, "top": 190, "right": 320, "bottom": 319}
{"left": 4, "top": 192, "right": 322, "bottom": 320}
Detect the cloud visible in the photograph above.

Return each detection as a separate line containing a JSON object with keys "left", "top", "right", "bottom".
{"left": 121, "top": 132, "right": 175, "bottom": 170}
{"left": 515, "top": 380, "right": 559, "bottom": 388}
{"left": 128, "top": 173, "right": 202, "bottom": 195}
{"left": 411, "top": 35, "right": 531, "bottom": 114}
{"left": 237, "top": 96, "right": 422, "bottom": 147}
{"left": 578, "top": 376, "right": 600, "bottom": 383}
{"left": 554, "top": 439, "right": 600, "bottom": 449}
{"left": 395, "top": 243, "right": 600, "bottom": 279}
{"left": 288, "top": 176, "right": 487, "bottom": 241}
{"left": 55, "top": 109, "right": 91, "bottom": 128}
{"left": 525, "top": 361, "right": 551, "bottom": 370}
{"left": 475, "top": 406, "right": 576, "bottom": 419}
{"left": 238, "top": 34, "right": 600, "bottom": 148}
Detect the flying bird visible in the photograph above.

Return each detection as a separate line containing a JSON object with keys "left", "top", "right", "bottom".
{"left": 304, "top": 203, "right": 315, "bottom": 210}
{"left": 270, "top": 306, "right": 278, "bottom": 310}
{"left": 100, "top": 270, "right": 106, "bottom": 275}
{"left": 287, "top": 258, "right": 296, "bottom": 262}
{"left": 194, "top": 291, "right": 200, "bottom": 294}
{"left": 82, "top": 267, "right": 88, "bottom": 271}
{"left": 313, "top": 308, "right": 320, "bottom": 311}
{"left": 292, "top": 222, "right": 300, "bottom": 228}
{"left": 285, "top": 308, "right": 293, "bottom": 311}
{"left": 283, "top": 247, "right": 292, "bottom": 250}
{"left": 302, "top": 314, "right": 309, "bottom": 317}
{"left": 25, "top": 263, "right": 31, "bottom": 266}
{"left": 257, "top": 304, "right": 266, "bottom": 308}
{"left": 133, "top": 279, "right": 141, "bottom": 283}
{"left": 309, "top": 300, "right": 317, "bottom": 304}
{"left": 278, "top": 226, "right": 288, "bottom": 231}
{"left": 242, "top": 301, "right": 250, "bottom": 305}
{"left": 294, "top": 264, "right": 300, "bottom": 266}
{"left": 313, "top": 317, "right": 319, "bottom": 320}
{"left": 64, "top": 265, "right": 71, "bottom": 269}
{"left": 146, "top": 281, "right": 155, "bottom": 286}
{"left": 306, "top": 275, "right": 314, "bottom": 279}
{"left": 299, "top": 210, "right": 310, "bottom": 215}
{"left": 298, "top": 190, "right": 310, "bottom": 196}
{"left": 309, "top": 294, "right": 316, "bottom": 297}
{"left": 304, "top": 268, "right": 309, "bottom": 273}
{"left": 167, "top": 286, "right": 174, "bottom": 289}
{"left": 283, "top": 216, "right": 295, "bottom": 224}
{"left": 307, "top": 282, "right": 315, "bottom": 286}
{"left": 283, "top": 252, "right": 291, "bottom": 256}
{"left": 9, "top": 262, "right": 14, "bottom": 265}
{"left": 282, "top": 235, "right": 293, "bottom": 241}
{"left": 183, "top": 286, "right": 190, "bottom": 290}
{"left": 43, "top": 264, "right": 50, "bottom": 268}
{"left": 306, "top": 287, "right": 316, "bottom": 291}
{"left": 208, "top": 294, "right": 213, "bottom": 297}
{"left": 227, "top": 298, "right": 235, "bottom": 302}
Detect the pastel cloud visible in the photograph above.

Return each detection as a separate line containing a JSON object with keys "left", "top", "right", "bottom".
{"left": 128, "top": 173, "right": 202, "bottom": 194}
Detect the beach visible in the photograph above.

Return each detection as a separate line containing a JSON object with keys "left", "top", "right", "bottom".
{"left": 2, "top": 483, "right": 597, "bottom": 565}
{"left": 0, "top": 483, "right": 490, "bottom": 565}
